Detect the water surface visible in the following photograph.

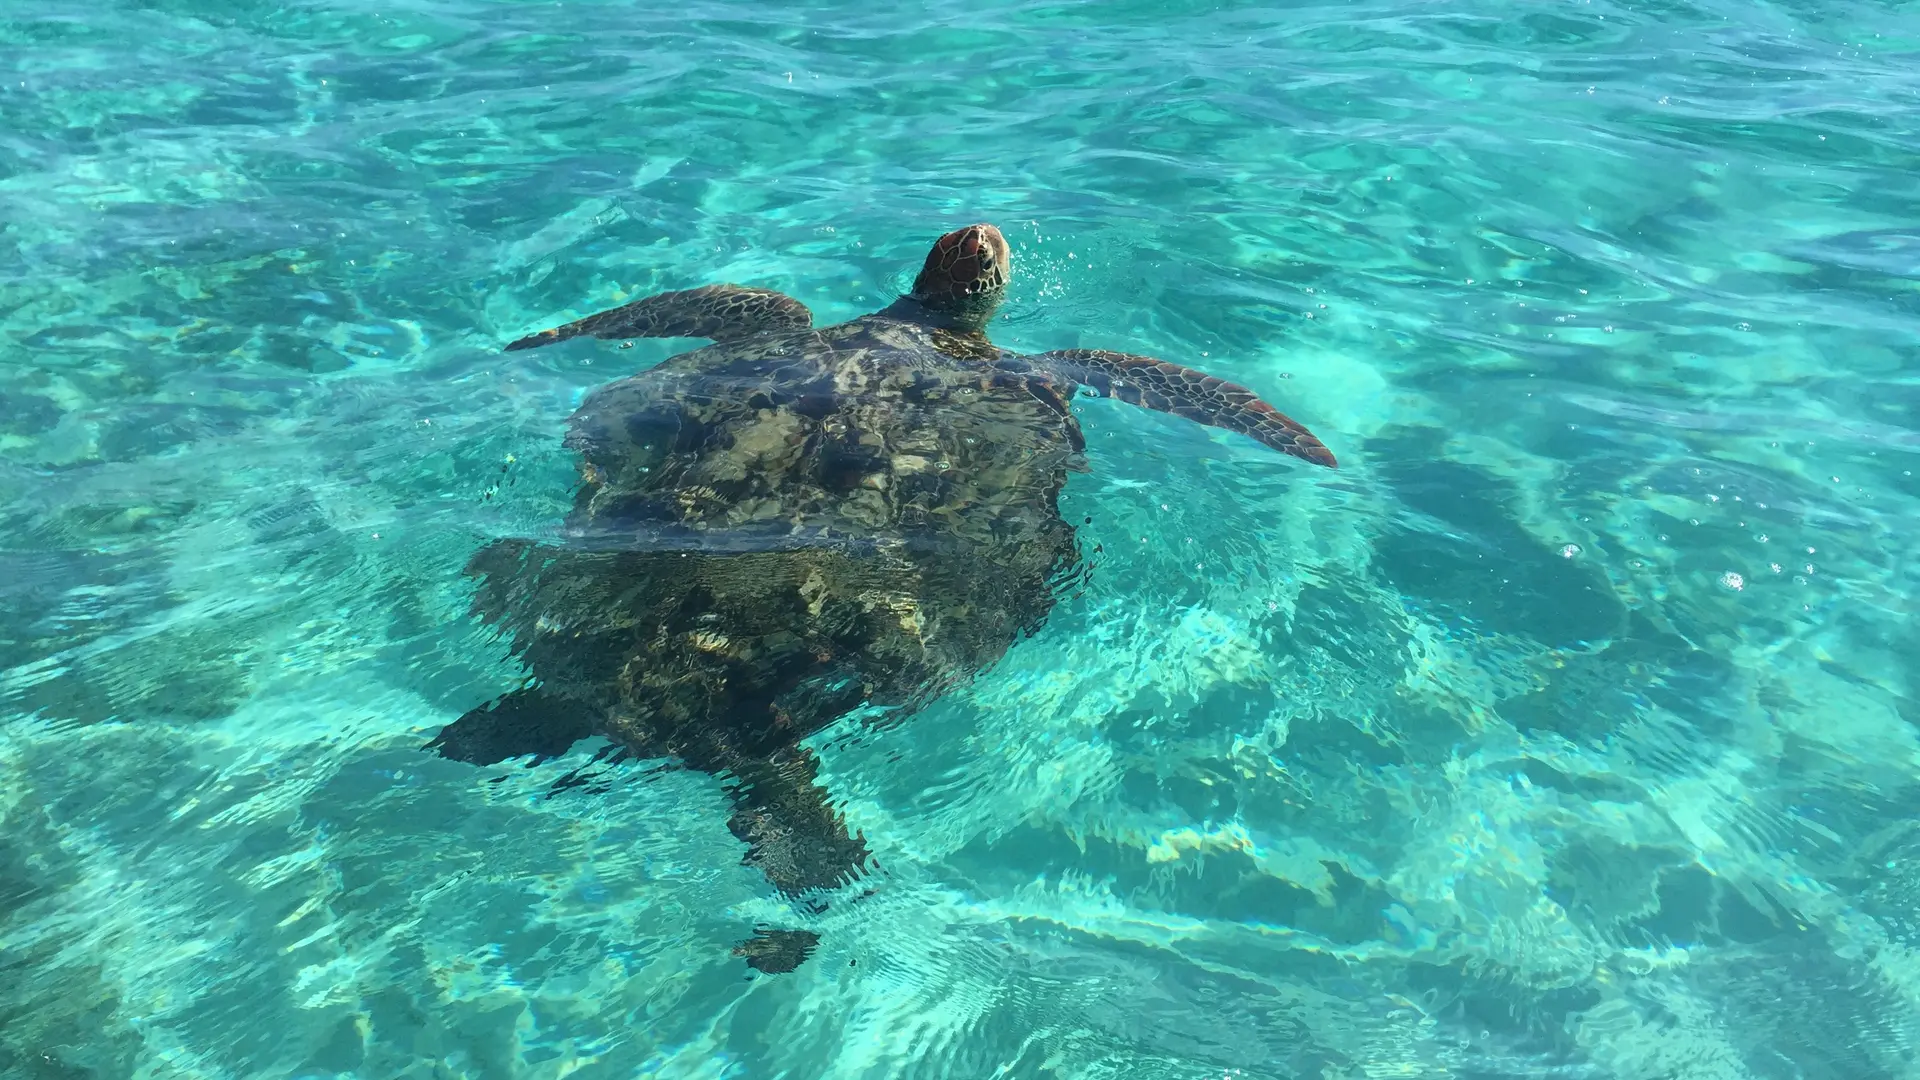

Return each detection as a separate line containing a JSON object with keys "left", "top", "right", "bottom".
{"left": 3, "top": 1, "right": 1920, "bottom": 1077}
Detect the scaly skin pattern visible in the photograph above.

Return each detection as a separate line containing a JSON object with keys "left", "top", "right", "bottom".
{"left": 905, "top": 223, "right": 1011, "bottom": 332}
{"left": 504, "top": 284, "right": 814, "bottom": 350}
{"left": 1004, "top": 349, "right": 1338, "bottom": 468}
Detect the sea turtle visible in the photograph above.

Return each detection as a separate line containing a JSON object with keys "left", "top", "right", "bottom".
{"left": 431, "top": 224, "right": 1334, "bottom": 972}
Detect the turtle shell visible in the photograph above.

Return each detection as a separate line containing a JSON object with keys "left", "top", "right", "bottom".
{"left": 465, "top": 315, "right": 1089, "bottom": 762}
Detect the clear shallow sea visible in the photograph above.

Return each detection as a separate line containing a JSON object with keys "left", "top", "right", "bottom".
{"left": 3, "top": 0, "right": 1919, "bottom": 1077}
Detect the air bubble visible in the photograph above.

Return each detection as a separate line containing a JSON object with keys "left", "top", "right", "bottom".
{"left": 1560, "top": 544, "right": 1581, "bottom": 559}
{"left": 1721, "top": 571, "right": 1745, "bottom": 591}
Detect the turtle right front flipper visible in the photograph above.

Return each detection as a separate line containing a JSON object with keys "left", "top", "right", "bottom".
{"left": 506, "top": 284, "right": 813, "bottom": 351}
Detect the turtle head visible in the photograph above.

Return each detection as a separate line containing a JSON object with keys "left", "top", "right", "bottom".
{"left": 906, "top": 223, "right": 1010, "bottom": 331}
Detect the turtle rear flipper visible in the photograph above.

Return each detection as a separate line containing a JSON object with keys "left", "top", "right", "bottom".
{"left": 426, "top": 685, "right": 600, "bottom": 765}
{"left": 1016, "top": 348, "right": 1337, "bottom": 467}
{"left": 719, "top": 746, "right": 869, "bottom": 976}
{"left": 719, "top": 746, "right": 875, "bottom": 898}
{"left": 734, "top": 927, "right": 820, "bottom": 974}
{"left": 506, "top": 284, "right": 812, "bottom": 351}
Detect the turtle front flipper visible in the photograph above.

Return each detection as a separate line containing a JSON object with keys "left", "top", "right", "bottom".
{"left": 505, "top": 284, "right": 812, "bottom": 351}
{"left": 1015, "top": 349, "right": 1337, "bottom": 468}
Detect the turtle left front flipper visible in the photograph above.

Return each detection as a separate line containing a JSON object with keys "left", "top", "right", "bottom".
{"left": 506, "top": 284, "right": 813, "bottom": 351}
{"left": 1010, "top": 348, "right": 1337, "bottom": 467}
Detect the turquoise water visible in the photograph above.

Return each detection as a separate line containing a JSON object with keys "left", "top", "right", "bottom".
{"left": 3, "top": 0, "right": 1919, "bottom": 1075}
